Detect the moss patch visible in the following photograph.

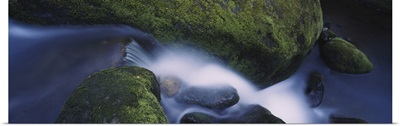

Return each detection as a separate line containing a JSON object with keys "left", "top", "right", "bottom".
{"left": 56, "top": 66, "right": 167, "bottom": 123}
{"left": 320, "top": 37, "right": 373, "bottom": 74}
{"left": 10, "top": 0, "right": 323, "bottom": 88}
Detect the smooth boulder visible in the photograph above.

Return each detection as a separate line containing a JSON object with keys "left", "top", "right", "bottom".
{"left": 176, "top": 85, "right": 239, "bottom": 109}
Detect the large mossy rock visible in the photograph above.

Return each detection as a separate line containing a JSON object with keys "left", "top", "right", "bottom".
{"left": 56, "top": 66, "right": 167, "bottom": 123}
{"left": 320, "top": 37, "right": 373, "bottom": 74}
{"left": 176, "top": 85, "right": 239, "bottom": 109}
{"left": 305, "top": 72, "right": 324, "bottom": 108}
{"left": 9, "top": 0, "right": 323, "bottom": 89}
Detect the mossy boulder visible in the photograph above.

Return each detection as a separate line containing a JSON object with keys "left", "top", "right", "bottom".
{"left": 305, "top": 72, "right": 324, "bottom": 108}
{"left": 9, "top": 0, "right": 323, "bottom": 89}
{"left": 176, "top": 85, "right": 239, "bottom": 109}
{"left": 320, "top": 37, "right": 373, "bottom": 74}
{"left": 158, "top": 76, "right": 181, "bottom": 97}
{"left": 180, "top": 112, "right": 217, "bottom": 123}
{"left": 330, "top": 116, "right": 367, "bottom": 123}
{"left": 56, "top": 66, "right": 167, "bottom": 123}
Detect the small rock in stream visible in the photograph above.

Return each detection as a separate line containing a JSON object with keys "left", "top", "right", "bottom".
{"left": 305, "top": 72, "right": 324, "bottom": 108}
{"left": 175, "top": 84, "right": 239, "bottom": 109}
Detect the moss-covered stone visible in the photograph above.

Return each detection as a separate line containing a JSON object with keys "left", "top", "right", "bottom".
{"left": 56, "top": 66, "right": 167, "bottom": 123}
{"left": 158, "top": 76, "right": 181, "bottom": 97}
{"left": 9, "top": 0, "right": 323, "bottom": 89}
{"left": 180, "top": 112, "right": 217, "bottom": 123}
{"left": 305, "top": 72, "right": 324, "bottom": 108}
{"left": 176, "top": 85, "right": 239, "bottom": 109}
{"left": 320, "top": 37, "right": 373, "bottom": 74}
{"left": 330, "top": 116, "right": 368, "bottom": 123}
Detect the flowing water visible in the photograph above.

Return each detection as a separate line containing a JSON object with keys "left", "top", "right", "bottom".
{"left": 8, "top": 0, "right": 392, "bottom": 123}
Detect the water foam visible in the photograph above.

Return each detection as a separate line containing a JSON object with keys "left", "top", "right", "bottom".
{"left": 125, "top": 43, "right": 333, "bottom": 123}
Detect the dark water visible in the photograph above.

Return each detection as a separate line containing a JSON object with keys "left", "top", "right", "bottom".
{"left": 317, "top": 0, "right": 392, "bottom": 123}
{"left": 8, "top": 0, "right": 392, "bottom": 123}
{"left": 8, "top": 20, "right": 159, "bottom": 123}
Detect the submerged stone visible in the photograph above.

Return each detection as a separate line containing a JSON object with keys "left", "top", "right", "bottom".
{"left": 176, "top": 85, "right": 239, "bottom": 109}
{"left": 180, "top": 112, "right": 217, "bottom": 123}
{"left": 10, "top": 0, "right": 323, "bottom": 89}
{"left": 320, "top": 37, "right": 373, "bottom": 74}
{"left": 305, "top": 72, "right": 324, "bottom": 108}
{"left": 330, "top": 116, "right": 368, "bottom": 123}
{"left": 56, "top": 66, "right": 167, "bottom": 123}
{"left": 158, "top": 75, "right": 181, "bottom": 97}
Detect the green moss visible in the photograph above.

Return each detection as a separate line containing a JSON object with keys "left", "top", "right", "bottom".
{"left": 56, "top": 66, "right": 167, "bottom": 123}
{"left": 10, "top": 0, "right": 323, "bottom": 88}
{"left": 320, "top": 37, "right": 373, "bottom": 74}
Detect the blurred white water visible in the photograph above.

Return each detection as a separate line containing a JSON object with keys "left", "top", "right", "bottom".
{"left": 125, "top": 46, "right": 333, "bottom": 123}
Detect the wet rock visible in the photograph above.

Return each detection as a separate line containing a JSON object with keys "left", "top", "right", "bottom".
{"left": 330, "top": 116, "right": 367, "bottom": 123}
{"left": 158, "top": 76, "right": 181, "bottom": 97}
{"left": 176, "top": 85, "right": 239, "bottom": 109}
{"left": 218, "top": 104, "right": 285, "bottom": 123}
{"left": 180, "top": 112, "right": 217, "bottom": 123}
{"left": 305, "top": 72, "right": 324, "bottom": 108}
{"left": 236, "top": 105, "right": 285, "bottom": 123}
{"left": 320, "top": 37, "right": 373, "bottom": 74}
{"left": 9, "top": 0, "right": 323, "bottom": 89}
{"left": 56, "top": 66, "right": 167, "bottom": 123}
